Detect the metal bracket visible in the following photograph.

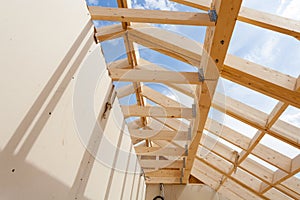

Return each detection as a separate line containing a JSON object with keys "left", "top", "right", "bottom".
{"left": 93, "top": 27, "right": 99, "bottom": 44}
{"left": 185, "top": 144, "right": 188, "bottom": 156}
{"left": 187, "top": 127, "right": 192, "bottom": 140}
{"left": 102, "top": 85, "right": 117, "bottom": 119}
{"left": 208, "top": 9, "right": 218, "bottom": 22}
{"left": 192, "top": 104, "right": 196, "bottom": 118}
{"left": 198, "top": 68, "right": 205, "bottom": 82}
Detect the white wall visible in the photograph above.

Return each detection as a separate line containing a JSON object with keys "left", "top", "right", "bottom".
{"left": 0, "top": 0, "right": 145, "bottom": 199}
{"left": 146, "top": 184, "right": 225, "bottom": 200}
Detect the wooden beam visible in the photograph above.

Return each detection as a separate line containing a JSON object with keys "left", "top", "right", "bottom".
{"left": 135, "top": 146, "right": 186, "bottom": 156}
{"left": 138, "top": 59, "right": 196, "bottom": 98}
{"left": 109, "top": 68, "right": 201, "bottom": 84}
{"left": 269, "top": 119, "right": 300, "bottom": 148}
{"left": 89, "top": 6, "right": 215, "bottom": 26}
{"left": 108, "top": 58, "right": 130, "bottom": 69}
{"left": 139, "top": 159, "right": 184, "bottom": 169}
{"left": 130, "top": 129, "right": 189, "bottom": 141}
{"left": 145, "top": 169, "right": 182, "bottom": 177}
{"left": 116, "top": 84, "right": 136, "bottom": 99}
{"left": 128, "top": 25, "right": 300, "bottom": 108}
{"left": 195, "top": 154, "right": 266, "bottom": 200}
{"left": 275, "top": 184, "right": 300, "bottom": 200}
{"left": 206, "top": 118, "right": 251, "bottom": 150}
{"left": 171, "top": 0, "right": 300, "bottom": 39}
{"left": 194, "top": 159, "right": 269, "bottom": 200}
{"left": 153, "top": 117, "right": 189, "bottom": 132}
{"left": 199, "top": 133, "right": 281, "bottom": 183}
{"left": 280, "top": 176, "right": 300, "bottom": 197}
{"left": 184, "top": 0, "right": 243, "bottom": 183}
{"left": 121, "top": 105, "right": 193, "bottom": 119}
{"left": 238, "top": 7, "right": 300, "bottom": 40}
{"left": 212, "top": 93, "right": 300, "bottom": 148}
{"left": 222, "top": 54, "right": 300, "bottom": 108}
{"left": 95, "top": 24, "right": 125, "bottom": 42}
{"left": 267, "top": 102, "right": 288, "bottom": 128}
{"left": 128, "top": 25, "right": 202, "bottom": 66}
{"left": 206, "top": 118, "right": 293, "bottom": 173}
{"left": 146, "top": 177, "right": 182, "bottom": 184}
{"left": 141, "top": 86, "right": 185, "bottom": 108}
{"left": 127, "top": 118, "right": 144, "bottom": 129}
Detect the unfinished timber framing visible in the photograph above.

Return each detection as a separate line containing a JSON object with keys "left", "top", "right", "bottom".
{"left": 87, "top": 0, "right": 300, "bottom": 199}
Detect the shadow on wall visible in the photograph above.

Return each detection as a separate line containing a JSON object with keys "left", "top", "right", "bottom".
{"left": 0, "top": 20, "right": 94, "bottom": 199}
{"left": 0, "top": 20, "right": 143, "bottom": 199}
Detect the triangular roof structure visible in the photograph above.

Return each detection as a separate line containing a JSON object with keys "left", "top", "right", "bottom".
{"left": 86, "top": 0, "right": 300, "bottom": 199}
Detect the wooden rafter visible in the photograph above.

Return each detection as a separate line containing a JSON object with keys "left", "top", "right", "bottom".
{"left": 121, "top": 105, "right": 194, "bottom": 119}
{"left": 130, "top": 129, "right": 189, "bottom": 141}
{"left": 88, "top": 1, "right": 300, "bottom": 199}
{"left": 89, "top": 6, "right": 215, "bottom": 26}
{"left": 126, "top": 25, "right": 300, "bottom": 108}
{"left": 183, "top": 0, "right": 243, "bottom": 183}
{"left": 109, "top": 68, "right": 201, "bottom": 84}
{"left": 171, "top": 0, "right": 300, "bottom": 39}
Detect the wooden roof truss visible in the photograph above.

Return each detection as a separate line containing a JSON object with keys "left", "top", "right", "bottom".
{"left": 87, "top": 0, "right": 300, "bottom": 199}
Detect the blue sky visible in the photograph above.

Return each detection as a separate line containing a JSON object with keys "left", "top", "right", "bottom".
{"left": 87, "top": 0, "right": 300, "bottom": 175}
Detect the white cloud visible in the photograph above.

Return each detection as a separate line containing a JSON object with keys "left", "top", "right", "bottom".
{"left": 281, "top": 109, "right": 300, "bottom": 127}
{"left": 132, "top": 0, "right": 178, "bottom": 11}
{"left": 87, "top": 0, "right": 98, "bottom": 6}
{"left": 277, "top": 0, "right": 300, "bottom": 20}
{"left": 234, "top": 0, "right": 300, "bottom": 77}
{"left": 244, "top": 35, "right": 280, "bottom": 67}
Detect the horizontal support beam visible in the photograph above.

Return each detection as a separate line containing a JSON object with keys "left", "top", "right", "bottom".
{"left": 109, "top": 68, "right": 201, "bottom": 84}
{"left": 212, "top": 93, "right": 300, "bottom": 148}
{"left": 130, "top": 129, "right": 189, "bottom": 140}
{"left": 206, "top": 118, "right": 293, "bottom": 174}
{"left": 128, "top": 25, "right": 300, "bottom": 108}
{"left": 222, "top": 55, "right": 300, "bottom": 109}
{"left": 145, "top": 169, "right": 182, "bottom": 177}
{"left": 128, "top": 25, "right": 202, "bottom": 66}
{"left": 135, "top": 146, "right": 186, "bottom": 156}
{"left": 145, "top": 177, "right": 182, "bottom": 184}
{"left": 194, "top": 156, "right": 265, "bottom": 199}
{"left": 116, "top": 84, "right": 136, "bottom": 98}
{"left": 121, "top": 105, "right": 194, "bottom": 119}
{"left": 238, "top": 7, "right": 300, "bottom": 40}
{"left": 171, "top": 0, "right": 300, "bottom": 39}
{"left": 89, "top": 6, "right": 215, "bottom": 26}
{"left": 95, "top": 24, "right": 125, "bottom": 42}
{"left": 140, "top": 159, "right": 184, "bottom": 169}
{"left": 141, "top": 85, "right": 185, "bottom": 108}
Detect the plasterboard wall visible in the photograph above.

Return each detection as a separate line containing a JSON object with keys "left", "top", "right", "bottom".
{"left": 0, "top": 0, "right": 145, "bottom": 199}
{"left": 146, "top": 184, "right": 225, "bottom": 200}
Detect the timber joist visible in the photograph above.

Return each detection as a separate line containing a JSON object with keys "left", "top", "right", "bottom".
{"left": 87, "top": 1, "right": 300, "bottom": 199}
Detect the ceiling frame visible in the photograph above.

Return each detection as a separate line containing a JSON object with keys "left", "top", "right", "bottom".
{"left": 87, "top": 0, "right": 300, "bottom": 199}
